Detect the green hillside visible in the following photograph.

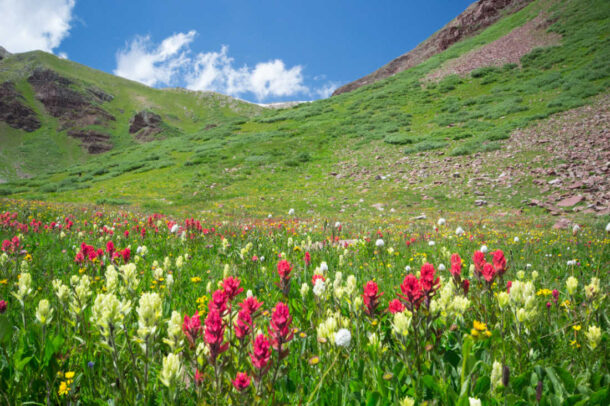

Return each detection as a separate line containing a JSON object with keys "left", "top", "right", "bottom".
{"left": 1, "top": 0, "right": 609, "bottom": 219}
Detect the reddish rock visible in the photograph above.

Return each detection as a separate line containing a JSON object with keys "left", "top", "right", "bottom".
{"left": 557, "top": 195, "right": 584, "bottom": 207}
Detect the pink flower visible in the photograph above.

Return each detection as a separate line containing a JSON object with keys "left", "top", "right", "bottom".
{"left": 183, "top": 311, "right": 203, "bottom": 347}
{"left": 399, "top": 274, "right": 422, "bottom": 308}
{"left": 363, "top": 280, "right": 383, "bottom": 316}
{"left": 450, "top": 254, "right": 462, "bottom": 278}
{"left": 121, "top": 247, "right": 130, "bottom": 263}
{"left": 269, "top": 302, "right": 293, "bottom": 352}
{"left": 462, "top": 279, "right": 470, "bottom": 296}
{"left": 507, "top": 281, "right": 513, "bottom": 293}
{"left": 205, "top": 310, "right": 229, "bottom": 362}
{"left": 0, "top": 300, "right": 6, "bottom": 314}
{"left": 234, "top": 308, "right": 252, "bottom": 340}
{"left": 195, "top": 369, "right": 204, "bottom": 386}
{"left": 482, "top": 262, "right": 496, "bottom": 283}
{"left": 232, "top": 372, "right": 251, "bottom": 391}
{"left": 473, "top": 251, "right": 486, "bottom": 276}
{"left": 239, "top": 296, "right": 263, "bottom": 315}
{"left": 209, "top": 289, "right": 228, "bottom": 315}
{"left": 304, "top": 252, "right": 311, "bottom": 266}
{"left": 492, "top": 250, "right": 507, "bottom": 276}
{"left": 251, "top": 334, "right": 271, "bottom": 370}
{"left": 106, "top": 241, "right": 115, "bottom": 257}
{"left": 277, "top": 260, "right": 292, "bottom": 279}
{"left": 387, "top": 299, "right": 405, "bottom": 314}
{"left": 419, "top": 263, "right": 439, "bottom": 294}
{"left": 222, "top": 276, "right": 244, "bottom": 301}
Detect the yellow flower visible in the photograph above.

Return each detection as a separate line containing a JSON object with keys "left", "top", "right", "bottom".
{"left": 572, "top": 325, "right": 581, "bottom": 332}
{"left": 65, "top": 371, "right": 75, "bottom": 379}
{"left": 0, "top": 279, "right": 7, "bottom": 285}
{"left": 536, "top": 289, "right": 552, "bottom": 296}
{"left": 473, "top": 320, "right": 487, "bottom": 331}
{"left": 58, "top": 381, "right": 70, "bottom": 396}
{"left": 569, "top": 340, "right": 580, "bottom": 348}
{"left": 191, "top": 276, "right": 202, "bottom": 283}
{"left": 308, "top": 356, "right": 320, "bottom": 365}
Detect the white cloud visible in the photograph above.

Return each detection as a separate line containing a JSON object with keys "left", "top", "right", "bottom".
{"left": 0, "top": 0, "right": 76, "bottom": 53}
{"left": 114, "top": 30, "right": 196, "bottom": 87}
{"left": 115, "top": 31, "right": 333, "bottom": 101}
{"left": 315, "top": 82, "right": 339, "bottom": 98}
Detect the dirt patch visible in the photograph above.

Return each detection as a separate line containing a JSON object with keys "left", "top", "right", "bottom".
{"left": 426, "top": 15, "right": 561, "bottom": 81}
{"left": 129, "top": 111, "right": 163, "bottom": 141}
{"left": 0, "top": 81, "right": 41, "bottom": 132}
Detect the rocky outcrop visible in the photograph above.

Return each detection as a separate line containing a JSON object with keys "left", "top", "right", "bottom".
{"left": 332, "top": 0, "right": 533, "bottom": 96}
{"left": 0, "top": 81, "right": 41, "bottom": 132}
{"left": 129, "top": 111, "right": 163, "bottom": 141}
{"left": 66, "top": 129, "right": 113, "bottom": 154}
{"left": 27, "top": 68, "right": 116, "bottom": 152}
{"left": 0, "top": 46, "right": 10, "bottom": 60}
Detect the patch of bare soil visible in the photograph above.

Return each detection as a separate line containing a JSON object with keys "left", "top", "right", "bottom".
{"left": 427, "top": 15, "right": 561, "bottom": 81}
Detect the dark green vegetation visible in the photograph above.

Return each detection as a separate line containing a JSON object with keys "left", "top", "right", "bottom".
{"left": 1, "top": 0, "right": 609, "bottom": 219}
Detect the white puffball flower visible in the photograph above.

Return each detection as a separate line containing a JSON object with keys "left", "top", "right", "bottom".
{"left": 428, "top": 241, "right": 435, "bottom": 246}
{"left": 288, "top": 208, "right": 295, "bottom": 216}
{"left": 480, "top": 245, "right": 488, "bottom": 253}
{"left": 335, "top": 222, "right": 341, "bottom": 228}
{"left": 170, "top": 224, "right": 179, "bottom": 234}
{"left": 605, "top": 223, "right": 610, "bottom": 232}
{"left": 514, "top": 236, "right": 519, "bottom": 242}
{"left": 405, "top": 265, "right": 411, "bottom": 272}
{"left": 438, "top": 264, "right": 446, "bottom": 271}
{"left": 456, "top": 226, "right": 465, "bottom": 236}
{"left": 320, "top": 261, "right": 329, "bottom": 273}
{"left": 334, "top": 328, "right": 351, "bottom": 347}
{"left": 572, "top": 224, "right": 580, "bottom": 234}
{"left": 437, "top": 218, "right": 446, "bottom": 226}
{"left": 469, "top": 398, "right": 482, "bottom": 406}
{"left": 375, "top": 239, "right": 385, "bottom": 248}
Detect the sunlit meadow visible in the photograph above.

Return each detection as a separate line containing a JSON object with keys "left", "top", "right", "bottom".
{"left": 0, "top": 199, "right": 608, "bottom": 405}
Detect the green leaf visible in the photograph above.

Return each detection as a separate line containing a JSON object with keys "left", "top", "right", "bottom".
{"left": 546, "top": 367, "right": 565, "bottom": 398}
{"left": 43, "top": 335, "right": 64, "bottom": 367}
{"left": 556, "top": 366, "right": 575, "bottom": 393}
{"left": 366, "top": 391, "right": 381, "bottom": 406}
{"left": 474, "top": 376, "right": 490, "bottom": 395}
{"left": 0, "top": 316, "right": 11, "bottom": 344}
{"left": 422, "top": 374, "right": 441, "bottom": 394}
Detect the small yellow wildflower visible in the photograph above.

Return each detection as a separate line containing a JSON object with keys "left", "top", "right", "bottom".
{"left": 191, "top": 276, "right": 202, "bottom": 283}
{"left": 58, "top": 381, "right": 70, "bottom": 396}
{"left": 473, "top": 320, "right": 487, "bottom": 331}
{"left": 572, "top": 325, "right": 581, "bottom": 332}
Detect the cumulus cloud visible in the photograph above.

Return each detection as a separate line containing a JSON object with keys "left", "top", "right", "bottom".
{"left": 114, "top": 30, "right": 196, "bottom": 87}
{"left": 114, "top": 31, "right": 334, "bottom": 101}
{"left": 0, "top": 0, "right": 76, "bottom": 53}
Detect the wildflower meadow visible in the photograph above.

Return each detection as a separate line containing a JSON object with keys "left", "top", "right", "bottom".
{"left": 0, "top": 200, "right": 608, "bottom": 405}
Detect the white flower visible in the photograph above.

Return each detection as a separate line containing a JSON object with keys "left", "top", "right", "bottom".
{"left": 288, "top": 208, "right": 295, "bottom": 216}
{"left": 480, "top": 245, "right": 488, "bottom": 253}
{"left": 491, "top": 360, "right": 502, "bottom": 391}
{"left": 160, "top": 353, "right": 183, "bottom": 388}
{"left": 268, "top": 214, "right": 272, "bottom": 218}
{"left": 437, "top": 218, "right": 446, "bottom": 226}
{"left": 572, "top": 224, "right": 580, "bottom": 234}
{"left": 399, "top": 397, "right": 415, "bottom": 406}
{"left": 375, "top": 239, "right": 384, "bottom": 248}
{"left": 320, "top": 261, "right": 328, "bottom": 273}
{"left": 567, "top": 260, "right": 576, "bottom": 266}
{"left": 313, "top": 279, "right": 326, "bottom": 297}
{"left": 438, "top": 264, "right": 446, "bottom": 271}
{"left": 334, "top": 328, "right": 351, "bottom": 347}
{"left": 35, "top": 299, "right": 53, "bottom": 325}
{"left": 392, "top": 310, "right": 413, "bottom": 336}
{"left": 335, "top": 221, "right": 341, "bottom": 228}
{"left": 585, "top": 325, "right": 602, "bottom": 350}
{"left": 606, "top": 222, "right": 610, "bottom": 232}
{"left": 428, "top": 241, "right": 435, "bottom": 246}
{"left": 526, "top": 263, "right": 532, "bottom": 268}
{"left": 469, "top": 397, "right": 482, "bottom": 406}
{"left": 137, "top": 292, "right": 163, "bottom": 339}
{"left": 514, "top": 236, "right": 519, "bottom": 242}
{"left": 405, "top": 265, "right": 411, "bottom": 272}
{"left": 52, "top": 280, "right": 70, "bottom": 303}
{"left": 455, "top": 226, "right": 465, "bottom": 236}
{"left": 566, "top": 276, "right": 578, "bottom": 295}
{"left": 300, "top": 283, "right": 310, "bottom": 298}
{"left": 170, "top": 224, "right": 179, "bottom": 234}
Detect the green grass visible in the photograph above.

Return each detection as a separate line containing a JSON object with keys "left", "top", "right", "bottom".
{"left": 1, "top": 0, "right": 608, "bottom": 219}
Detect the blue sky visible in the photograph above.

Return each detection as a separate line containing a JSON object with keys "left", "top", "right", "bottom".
{"left": 0, "top": 0, "right": 474, "bottom": 103}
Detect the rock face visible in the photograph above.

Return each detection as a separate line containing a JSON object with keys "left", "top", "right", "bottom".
{"left": 129, "top": 111, "right": 163, "bottom": 141}
{"left": 332, "top": 0, "right": 533, "bottom": 96}
{"left": 0, "top": 81, "right": 41, "bottom": 132}
{"left": 27, "top": 68, "right": 115, "bottom": 152}
{"left": 0, "top": 46, "right": 10, "bottom": 60}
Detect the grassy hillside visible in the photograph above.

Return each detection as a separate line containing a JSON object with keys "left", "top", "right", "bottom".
{"left": 2, "top": 0, "right": 609, "bottom": 220}
{"left": 0, "top": 51, "right": 262, "bottom": 181}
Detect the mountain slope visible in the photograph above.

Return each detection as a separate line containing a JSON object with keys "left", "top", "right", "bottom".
{"left": 333, "top": 0, "right": 534, "bottom": 96}
{"left": 0, "top": 51, "right": 262, "bottom": 181}
{"left": 1, "top": 0, "right": 609, "bottom": 219}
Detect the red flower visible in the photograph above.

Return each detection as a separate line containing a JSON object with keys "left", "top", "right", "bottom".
{"left": 312, "top": 274, "right": 326, "bottom": 286}
{"left": 234, "top": 308, "right": 252, "bottom": 340}
{"left": 419, "top": 263, "right": 439, "bottom": 294}
{"left": 450, "top": 254, "right": 462, "bottom": 277}
{"left": 277, "top": 259, "right": 293, "bottom": 279}
{"left": 204, "top": 310, "right": 229, "bottom": 362}
{"left": 209, "top": 289, "right": 228, "bottom": 315}
{"left": 183, "top": 311, "right": 203, "bottom": 347}
{"left": 239, "top": 296, "right": 263, "bottom": 315}
{"left": 304, "top": 252, "right": 311, "bottom": 266}
{"left": 462, "top": 279, "right": 470, "bottom": 296}
{"left": 552, "top": 289, "right": 559, "bottom": 302}
{"left": 0, "top": 300, "right": 6, "bottom": 314}
{"left": 106, "top": 241, "right": 115, "bottom": 257}
{"left": 362, "top": 280, "right": 383, "bottom": 316}
{"left": 222, "top": 276, "right": 244, "bottom": 301}
{"left": 269, "top": 302, "right": 293, "bottom": 351}
{"left": 388, "top": 298, "right": 405, "bottom": 314}
{"left": 251, "top": 334, "right": 271, "bottom": 370}
{"left": 194, "top": 369, "right": 204, "bottom": 386}
{"left": 473, "top": 251, "right": 486, "bottom": 276}
{"left": 507, "top": 280, "right": 512, "bottom": 293}
{"left": 399, "top": 274, "right": 422, "bottom": 307}
{"left": 492, "top": 250, "right": 507, "bottom": 276}
{"left": 232, "top": 372, "right": 251, "bottom": 391}
{"left": 121, "top": 247, "right": 130, "bottom": 263}
{"left": 482, "top": 262, "right": 496, "bottom": 283}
